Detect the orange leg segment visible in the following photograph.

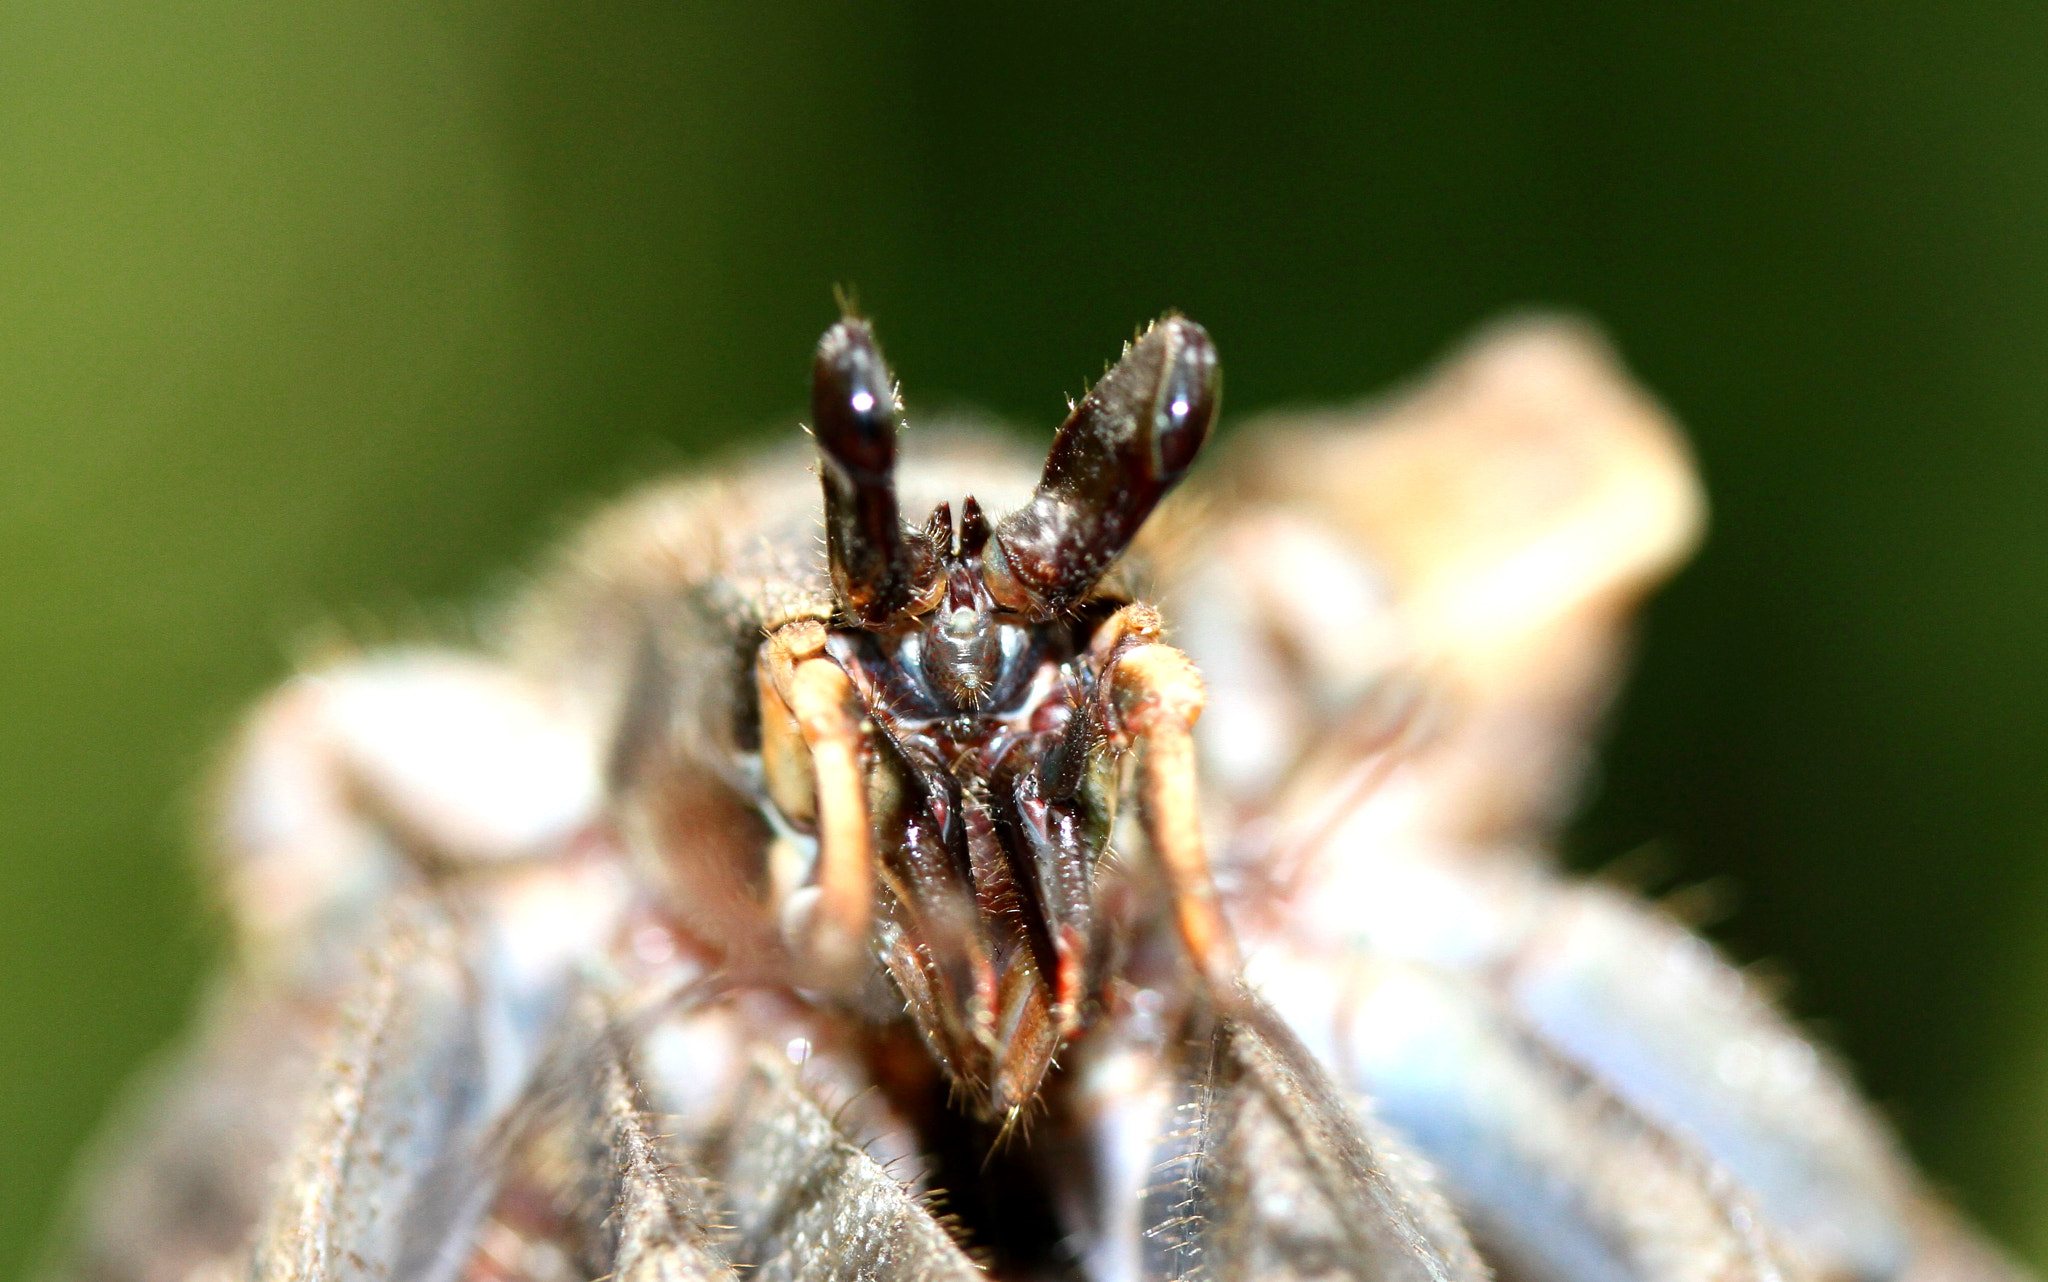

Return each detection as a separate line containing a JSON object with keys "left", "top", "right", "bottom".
{"left": 757, "top": 620, "right": 874, "bottom": 987}
{"left": 1101, "top": 615, "right": 1243, "bottom": 991}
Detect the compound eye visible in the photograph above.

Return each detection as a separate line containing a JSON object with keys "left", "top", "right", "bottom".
{"left": 810, "top": 317, "right": 941, "bottom": 626}
{"left": 814, "top": 320, "right": 898, "bottom": 480}
{"left": 986, "top": 315, "right": 1221, "bottom": 617}
{"left": 1153, "top": 334, "right": 1218, "bottom": 480}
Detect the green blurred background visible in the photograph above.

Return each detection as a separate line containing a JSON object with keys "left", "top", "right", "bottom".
{"left": 4, "top": 0, "right": 2048, "bottom": 1271}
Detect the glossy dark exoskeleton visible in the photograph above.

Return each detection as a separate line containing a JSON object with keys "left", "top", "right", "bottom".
{"left": 810, "top": 315, "right": 1223, "bottom": 1113}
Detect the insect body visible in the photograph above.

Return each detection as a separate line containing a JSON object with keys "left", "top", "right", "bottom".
{"left": 45, "top": 314, "right": 2029, "bottom": 1282}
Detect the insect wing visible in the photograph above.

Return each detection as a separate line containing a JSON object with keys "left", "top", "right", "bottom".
{"left": 1507, "top": 885, "right": 1917, "bottom": 1279}
{"left": 1064, "top": 989, "right": 1484, "bottom": 1282}
{"left": 1150, "top": 993, "right": 1487, "bottom": 1282}
{"left": 1192, "top": 317, "right": 2020, "bottom": 1281}
{"left": 704, "top": 1055, "right": 983, "bottom": 1282}
{"left": 249, "top": 896, "right": 515, "bottom": 1282}
{"left": 487, "top": 993, "right": 736, "bottom": 1282}
{"left": 39, "top": 980, "right": 327, "bottom": 1282}
{"left": 1259, "top": 952, "right": 1804, "bottom": 1282}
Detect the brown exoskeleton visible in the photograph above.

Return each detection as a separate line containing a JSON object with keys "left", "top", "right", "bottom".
{"left": 41, "top": 312, "right": 2033, "bottom": 1282}
{"left": 742, "top": 315, "right": 1232, "bottom": 1116}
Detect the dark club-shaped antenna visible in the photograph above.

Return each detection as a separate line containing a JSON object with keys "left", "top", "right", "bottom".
{"left": 985, "top": 315, "right": 1219, "bottom": 618}
{"left": 813, "top": 318, "right": 942, "bottom": 626}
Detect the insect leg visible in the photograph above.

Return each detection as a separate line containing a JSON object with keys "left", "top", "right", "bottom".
{"left": 757, "top": 619, "right": 874, "bottom": 986}
{"left": 1094, "top": 607, "right": 1241, "bottom": 990}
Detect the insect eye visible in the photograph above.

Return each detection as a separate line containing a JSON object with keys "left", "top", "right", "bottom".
{"left": 810, "top": 317, "right": 942, "bottom": 626}
{"left": 1153, "top": 345, "right": 1217, "bottom": 480}
{"left": 985, "top": 315, "right": 1220, "bottom": 618}
{"left": 813, "top": 320, "right": 898, "bottom": 480}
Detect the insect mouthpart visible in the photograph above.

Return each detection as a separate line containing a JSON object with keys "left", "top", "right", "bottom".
{"left": 764, "top": 312, "right": 1228, "bottom": 1116}
{"left": 887, "top": 497, "right": 1034, "bottom": 718}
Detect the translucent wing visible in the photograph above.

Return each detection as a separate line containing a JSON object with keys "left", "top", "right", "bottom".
{"left": 1262, "top": 953, "right": 1801, "bottom": 1282}
{"left": 248, "top": 897, "right": 508, "bottom": 1282}
{"left": 703, "top": 1055, "right": 983, "bottom": 1282}
{"left": 1151, "top": 994, "right": 1487, "bottom": 1282}
{"left": 1060, "top": 987, "right": 1484, "bottom": 1282}
{"left": 485, "top": 993, "right": 736, "bottom": 1282}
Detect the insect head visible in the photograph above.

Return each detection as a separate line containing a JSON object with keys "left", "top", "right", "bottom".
{"left": 763, "top": 313, "right": 1224, "bottom": 1117}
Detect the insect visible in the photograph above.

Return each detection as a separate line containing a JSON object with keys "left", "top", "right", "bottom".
{"left": 42, "top": 311, "right": 2029, "bottom": 1282}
